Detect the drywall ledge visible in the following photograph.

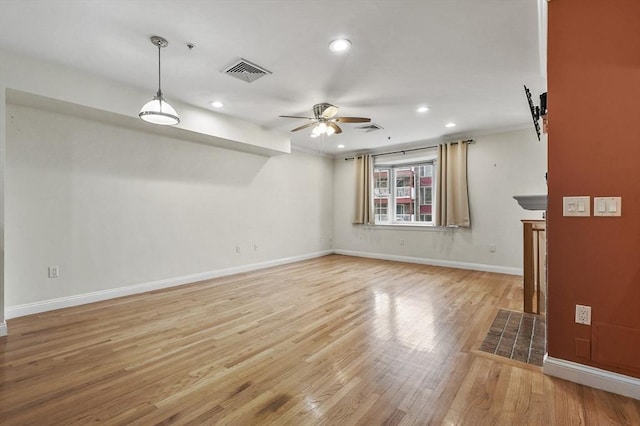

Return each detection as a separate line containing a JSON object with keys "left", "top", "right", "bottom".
{"left": 513, "top": 194, "right": 547, "bottom": 211}
{"left": 1, "top": 49, "right": 290, "bottom": 156}
{"left": 6, "top": 89, "right": 287, "bottom": 157}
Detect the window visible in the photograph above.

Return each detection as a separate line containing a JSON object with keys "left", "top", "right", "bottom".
{"left": 373, "top": 154, "right": 436, "bottom": 226}
{"left": 373, "top": 170, "right": 390, "bottom": 222}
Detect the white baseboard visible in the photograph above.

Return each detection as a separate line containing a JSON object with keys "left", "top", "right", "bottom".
{"left": 5, "top": 250, "right": 333, "bottom": 320}
{"left": 0, "top": 321, "right": 7, "bottom": 337}
{"left": 334, "top": 249, "right": 522, "bottom": 276}
{"left": 4, "top": 249, "right": 518, "bottom": 320}
{"left": 544, "top": 356, "right": 640, "bottom": 400}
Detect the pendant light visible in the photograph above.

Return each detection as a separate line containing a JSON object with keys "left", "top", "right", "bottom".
{"left": 139, "top": 36, "right": 180, "bottom": 125}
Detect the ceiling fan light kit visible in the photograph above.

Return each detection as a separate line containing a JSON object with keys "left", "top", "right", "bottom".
{"left": 312, "top": 122, "right": 335, "bottom": 137}
{"left": 139, "top": 36, "right": 180, "bottom": 126}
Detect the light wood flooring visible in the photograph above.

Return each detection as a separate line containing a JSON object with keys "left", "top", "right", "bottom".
{"left": 1, "top": 255, "right": 639, "bottom": 425}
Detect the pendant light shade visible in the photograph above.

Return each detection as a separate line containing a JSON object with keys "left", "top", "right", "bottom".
{"left": 139, "top": 93, "right": 180, "bottom": 125}
{"left": 139, "top": 36, "right": 180, "bottom": 126}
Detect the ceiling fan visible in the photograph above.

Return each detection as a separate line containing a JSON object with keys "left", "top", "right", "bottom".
{"left": 279, "top": 103, "right": 371, "bottom": 137}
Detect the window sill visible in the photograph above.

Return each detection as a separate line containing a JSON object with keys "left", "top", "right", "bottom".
{"left": 367, "top": 223, "right": 454, "bottom": 231}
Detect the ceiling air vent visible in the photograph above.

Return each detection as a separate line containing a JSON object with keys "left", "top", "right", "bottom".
{"left": 223, "top": 58, "right": 272, "bottom": 83}
{"left": 356, "top": 123, "right": 384, "bottom": 133}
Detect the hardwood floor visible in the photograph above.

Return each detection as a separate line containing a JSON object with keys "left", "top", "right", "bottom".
{"left": 1, "top": 255, "right": 638, "bottom": 425}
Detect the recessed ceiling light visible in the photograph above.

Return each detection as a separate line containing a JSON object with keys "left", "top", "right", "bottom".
{"left": 445, "top": 122, "right": 456, "bottom": 128}
{"left": 210, "top": 101, "right": 224, "bottom": 108}
{"left": 337, "top": 144, "right": 345, "bottom": 149}
{"left": 329, "top": 39, "right": 351, "bottom": 53}
{"left": 417, "top": 106, "right": 430, "bottom": 113}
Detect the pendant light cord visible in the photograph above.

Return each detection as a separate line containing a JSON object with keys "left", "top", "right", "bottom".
{"left": 156, "top": 42, "right": 162, "bottom": 97}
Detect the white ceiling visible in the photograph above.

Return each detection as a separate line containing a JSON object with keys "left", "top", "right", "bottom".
{"left": 0, "top": 0, "right": 546, "bottom": 155}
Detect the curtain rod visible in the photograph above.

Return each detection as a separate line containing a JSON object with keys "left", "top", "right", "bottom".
{"left": 344, "top": 139, "right": 474, "bottom": 161}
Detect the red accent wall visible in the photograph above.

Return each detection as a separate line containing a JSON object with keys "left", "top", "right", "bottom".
{"left": 547, "top": 0, "right": 640, "bottom": 377}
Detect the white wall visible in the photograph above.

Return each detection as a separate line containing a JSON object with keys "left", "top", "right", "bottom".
{"left": 333, "top": 128, "right": 547, "bottom": 274}
{"left": 5, "top": 104, "right": 333, "bottom": 310}
{"left": 0, "top": 48, "right": 291, "bottom": 327}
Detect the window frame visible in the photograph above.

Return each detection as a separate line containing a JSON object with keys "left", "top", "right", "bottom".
{"left": 372, "top": 157, "right": 437, "bottom": 227}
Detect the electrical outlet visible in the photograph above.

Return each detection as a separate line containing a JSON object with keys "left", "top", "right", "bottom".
{"left": 575, "top": 304, "right": 591, "bottom": 325}
{"left": 400, "top": 239, "right": 405, "bottom": 246}
{"left": 235, "top": 245, "right": 241, "bottom": 254}
{"left": 48, "top": 265, "right": 59, "bottom": 278}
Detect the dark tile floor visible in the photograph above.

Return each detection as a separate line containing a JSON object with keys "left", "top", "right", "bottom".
{"left": 479, "top": 309, "right": 546, "bottom": 366}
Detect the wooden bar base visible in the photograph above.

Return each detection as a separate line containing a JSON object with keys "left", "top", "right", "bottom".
{"left": 522, "top": 220, "right": 546, "bottom": 314}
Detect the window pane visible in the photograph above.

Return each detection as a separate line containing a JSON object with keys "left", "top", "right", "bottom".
{"left": 374, "top": 198, "right": 388, "bottom": 222}
{"left": 373, "top": 168, "right": 390, "bottom": 222}
{"left": 394, "top": 168, "right": 414, "bottom": 222}
{"left": 374, "top": 169, "right": 389, "bottom": 197}
{"left": 373, "top": 162, "right": 434, "bottom": 225}
{"left": 416, "top": 164, "right": 433, "bottom": 223}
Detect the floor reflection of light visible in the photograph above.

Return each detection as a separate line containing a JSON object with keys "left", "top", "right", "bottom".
{"left": 373, "top": 291, "right": 391, "bottom": 340}
{"left": 373, "top": 290, "right": 435, "bottom": 352}
{"left": 304, "top": 396, "right": 322, "bottom": 418}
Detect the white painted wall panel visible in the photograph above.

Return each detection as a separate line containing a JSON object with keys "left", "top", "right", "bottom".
{"left": 5, "top": 104, "right": 332, "bottom": 307}
{"left": 332, "top": 129, "right": 547, "bottom": 272}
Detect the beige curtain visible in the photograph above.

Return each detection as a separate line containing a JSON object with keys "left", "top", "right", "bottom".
{"left": 437, "top": 142, "right": 471, "bottom": 227}
{"left": 353, "top": 154, "right": 373, "bottom": 224}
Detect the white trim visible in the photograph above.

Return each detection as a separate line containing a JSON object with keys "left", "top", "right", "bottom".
{"left": 333, "top": 249, "right": 522, "bottom": 276}
{"left": 0, "top": 321, "right": 7, "bottom": 337}
{"left": 365, "top": 223, "right": 444, "bottom": 230}
{"left": 544, "top": 356, "right": 640, "bottom": 400}
{"left": 5, "top": 250, "right": 332, "bottom": 320}
{"left": 537, "top": 0, "right": 548, "bottom": 78}
{"left": 4, "top": 249, "right": 521, "bottom": 321}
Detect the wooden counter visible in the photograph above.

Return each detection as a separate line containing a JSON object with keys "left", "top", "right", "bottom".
{"left": 522, "top": 220, "right": 546, "bottom": 314}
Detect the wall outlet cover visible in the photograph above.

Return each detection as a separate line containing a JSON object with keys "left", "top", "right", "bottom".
{"left": 575, "top": 304, "right": 592, "bottom": 325}
{"left": 48, "top": 265, "right": 59, "bottom": 278}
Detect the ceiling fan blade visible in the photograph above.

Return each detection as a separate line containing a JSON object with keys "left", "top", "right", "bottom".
{"left": 313, "top": 103, "right": 339, "bottom": 119}
{"left": 328, "top": 122, "right": 342, "bottom": 134}
{"left": 291, "top": 122, "right": 317, "bottom": 132}
{"left": 279, "top": 115, "right": 315, "bottom": 120}
{"left": 321, "top": 105, "right": 339, "bottom": 119}
{"left": 335, "top": 117, "right": 371, "bottom": 123}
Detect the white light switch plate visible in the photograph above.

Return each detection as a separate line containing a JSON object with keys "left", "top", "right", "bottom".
{"left": 563, "top": 196, "right": 590, "bottom": 217}
{"left": 593, "top": 197, "right": 621, "bottom": 217}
